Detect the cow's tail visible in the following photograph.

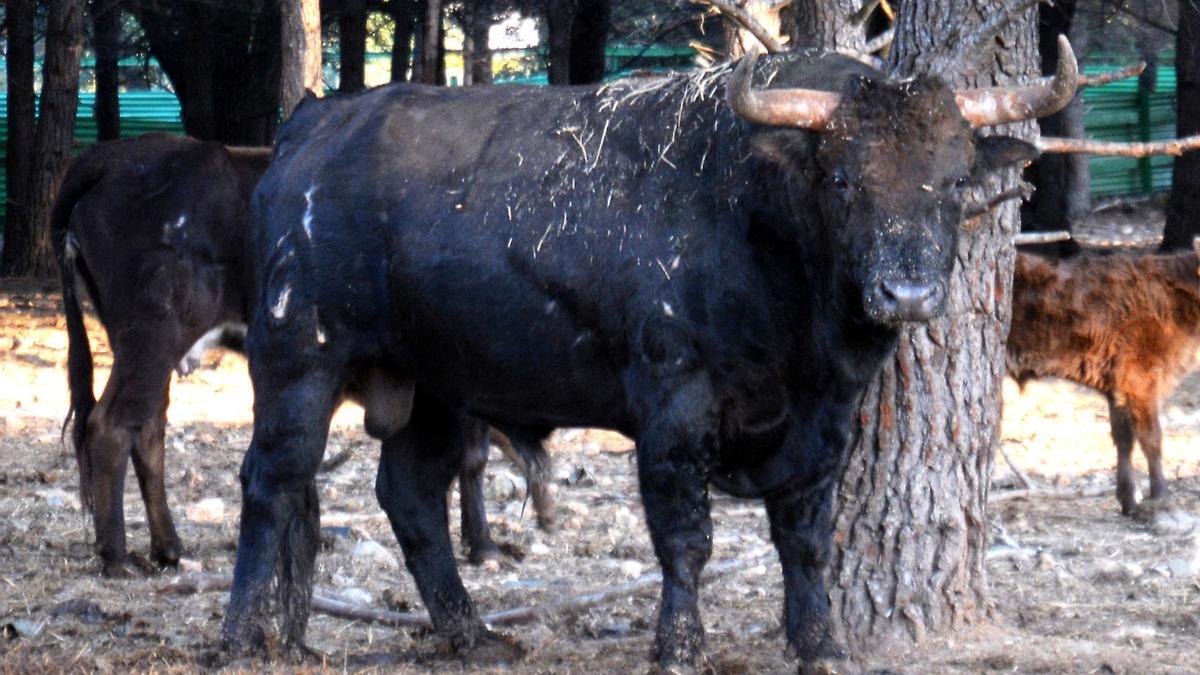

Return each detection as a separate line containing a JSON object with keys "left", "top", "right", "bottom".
{"left": 52, "top": 154, "right": 106, "bottom": 515}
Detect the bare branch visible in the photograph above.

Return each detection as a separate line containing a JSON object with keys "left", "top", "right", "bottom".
{"left": 850, "top": 0, "right": 881, "bottom": 24}
{"left": 1036, "top": 134, "right": 1200, "bottom": 157}
{"left": 1014, "top": 230, "right": 1072, "bottom": 245}
{"left": 863, "top": 27, "right": 894, "bottom": 54}
{"left": 693, "top": 0, "right": 786, "bottom": 53}
{"left": 965, "top": 182, "right": 1034, "bottom": 219}
{"left": 1078, "top": 63, "right": 1146, "bottom": 88}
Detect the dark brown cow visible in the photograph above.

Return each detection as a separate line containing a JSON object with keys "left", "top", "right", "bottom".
{"left": 1007, "top": 242, "right": 1200, "bottom": 515}
{"left": 53, "top": 133, "right": 550, "bottom": 577}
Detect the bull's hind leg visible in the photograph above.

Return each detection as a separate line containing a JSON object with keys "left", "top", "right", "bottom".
{"left": 84, "top": 389, "right": 135, "bottom": 577}
{"left": 129, "top": 376, "right": 182, "bottom": 569}
{"left": 222, "top": 364, "right": 342, "bottom": 656}
{"left": 1131, "top": 399, "right": 1172, "bottom": 510}
{"left": 376, "top": 396, "right": 522, "bottom": 662}
{"left": 1107, "top": 396, "right": 1139, "bottom": 516}
{"left": 458, "top": 422, "right": 504, "bottom": 564}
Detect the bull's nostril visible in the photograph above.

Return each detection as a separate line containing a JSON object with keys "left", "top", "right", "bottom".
{"left": 881, "top": 280, "right": 938, "bottom": 305}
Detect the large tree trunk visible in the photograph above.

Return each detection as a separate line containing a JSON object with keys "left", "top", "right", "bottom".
{"left": 390, "top": 2, "right": 417, "bottom": 83}
{"left": 2, "top": 0, "right": 36, "bottom": 275}
{"left": 829, "top": 0, "right": 1038, "bottom": 652}
{"left": 338, "top": 0, "right": 368, "bottom": 93}
{"left": 785, "top": 0, "right": 865, "bottom": 52}
{"left": 8, "top": 0, "right": 84, "bottom": 277}
{"left": 1161, "top": 0, "right": 1200, "bottom": 251}
{"left": 1020, "top": 1, "right": 1086, "bottom": 257}
{"left": 281, "top": 0, "right": 323, "bottom": 118}
{"left": 93, "top": 0, "right": 123, "bottom": 141}
{"left": 420, "top": 0, "right": 443, "bottom": 84}
{"left": 567, "top": 0, "right": 609, "bottom": 84}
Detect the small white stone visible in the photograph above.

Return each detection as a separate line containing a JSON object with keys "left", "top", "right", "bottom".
{"left": 177, "top": 558, "right": 203, "bottom": 573}
{"left": 619, "top": 560, "right": 643, "bottom": 578}
{"left": 352, "top": 539, "right": 400, "bottom": 570}
{"left": 35, "top": 489, "right": 80, "bottom": 511}
{"left": 337, "top": 587, "right": 373, "bottom": 606}
{"left": 185, "top": 498, "right": 225, "bottom": 524}
{"left": 529, "top": 542, "right": 551, "bottom": 556}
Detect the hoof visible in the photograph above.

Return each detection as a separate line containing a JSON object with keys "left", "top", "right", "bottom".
{"left": 466, "top": 545, "right": 504, "bottom": 567}
{"left": 100, "top": 558, "right": 137, "bottom": 579}
{"left": 151, "top": 543, "right": 183, "bottom": 569}
{"left": 787, "top": 631, "right": 849, "bottom": 671}
{"left": 430, "top": 629, "right": 526, "bottom": 665}
{"left": 1133, "top": 495, "right": 1177, "bottom": 520}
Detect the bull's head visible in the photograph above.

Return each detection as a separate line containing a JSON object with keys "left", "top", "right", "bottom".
{"left": 728, "top": 37, "right": 1076, "bottom": 324}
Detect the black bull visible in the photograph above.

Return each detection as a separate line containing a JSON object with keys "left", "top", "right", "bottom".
{"left": 53, "top": 133, "right": 551, "bottom": 578}
{"left": 223, "top": 47, "right": 1074, "bottom": 668}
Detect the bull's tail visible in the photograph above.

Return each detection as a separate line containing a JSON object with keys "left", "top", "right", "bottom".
{"left": 52, "top": 154, "right": 106, "bottom": 515}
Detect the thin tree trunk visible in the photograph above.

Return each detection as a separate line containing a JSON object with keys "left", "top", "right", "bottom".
{"left": 829, "top": 0, "right": 1038, "bottom": 652}
{"left": 567, "top": 0, "right": 609, "bottom": 84}
{"left": 2, "top": 0, "right": 36, "bottom": 275}
{"left": 281, "top": 0, "right": 323, "bottom": 117}
{"left": 723, "top": 0, "right": 789, "bottom": 58}
{"left": 16, "top": 0, "right": 85, "bottom": 277}
{"left": 545, "top": 0, "right": 574, "bottom": 85}
{"left": 339, "top": 0, "right": 368, "bottom": 93}
{"left": 390, "top": 5, "right": 416, "bottom": 83}
{"left": 93, "top": 0, "right": 122, "bottom": 141}
{"left": 421, "top": 0, "right": 443, "bottom": 84}
{"left": 1162, "top": 0, "right": 1200, "bottom": 251}
{"left": 468, "top": 0, "right": 493, "bottom": 85}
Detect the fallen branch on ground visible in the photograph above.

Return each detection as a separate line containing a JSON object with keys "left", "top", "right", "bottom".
{"left": 997, "top": 445, "right": 1036, "bottom": 490}
{"left": 157, "top": 552, "right": 776, "bottom": 629}
{"left": 990, "top": 484, "right": 1113, "bottom": 503}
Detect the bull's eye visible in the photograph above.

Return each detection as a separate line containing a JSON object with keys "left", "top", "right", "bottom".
{"left": 831, "top": 171, "right": 849, "bottom": 192}
{"left": 955, "top": 175, "right": 969, "bottom": 188}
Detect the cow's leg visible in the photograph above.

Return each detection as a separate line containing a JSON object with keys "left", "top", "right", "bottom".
{"left": 633, "top": 377, "right": 716, "bottom": 668}
{"left": 221, "top": 365, "right": 341, "bottom": 656}
{"left": 765, "top": 480, "right": 846, "bottom": 665}
{"left": 494, "top": 431, "right": 556, "bottom": 531}
{"left": 1107, "top": 396, "right": 1138, "bottom": 516}
{"left": 1131, "top": 399, "right": 1171, "bottom": 506}
{"left": 129, "top": 377, "right": 181, "bottom": 569}
{"left": 376, "top": 396, "right": 521, "bottom": 661}
{"left": 457, "top": 420, "right": 502, "bottom": 565}
{"left": 84, "top": 387, "right": 135, "bottom": 577}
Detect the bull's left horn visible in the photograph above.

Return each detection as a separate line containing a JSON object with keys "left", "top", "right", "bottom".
{"left": 727, "top": 45, "right": 842, "bottom": 130}
{"left": 954, "top": 35, "right": 1078, "bottom": 128}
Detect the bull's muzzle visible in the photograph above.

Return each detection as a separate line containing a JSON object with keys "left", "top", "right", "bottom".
{"left": 868, "top": 279, "right": 945, "bottom": 323}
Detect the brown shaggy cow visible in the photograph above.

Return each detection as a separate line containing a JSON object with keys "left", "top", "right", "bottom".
{"left": 1007, "top": 243, "right": 1200, "bottom": 515}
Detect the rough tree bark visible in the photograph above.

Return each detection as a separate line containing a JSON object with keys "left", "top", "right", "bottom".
{"left": 785, "top": 0, "right": 866, "bottom": 52}
{"left": 567, "top": 0, "right": 610, "bottom": 84}
{"left": 338, "top": 0, "right": 368, "bottom": 93}
{"left": 281, "top": 0, "right": 323, "bottom": 118}
{"left": 1161, "top": 0, "right": 1200, "bottom": 251}
{"left": 93, "top": 0, "right": 123, "bottom": 141}
{"left": 829, "top": 0, "right": 1038, "bottom": 652}
{"left": 1020, "top": 0, "right": 1087, "bottom": 257}
{"left": 6, "top": 0, "right": 85, "bottom": 277}
{"left": 2, "top": 0, "right": 36, "bottom": 275}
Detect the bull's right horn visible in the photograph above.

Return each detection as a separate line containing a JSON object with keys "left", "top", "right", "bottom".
{"left": 727, "top": 45, "right": 842, "bottom": 130}
{"left": 954, "top": 34, "right": 1078, "bottom": 128}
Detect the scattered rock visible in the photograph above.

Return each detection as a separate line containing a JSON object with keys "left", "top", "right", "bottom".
{"left": 619, "top": 560, "right": 643, "bottom": 578}
{"left": 1091, "top": 560, "right": 1143, "bottom": 583}
{"left": 336, "top": 587, "right": 373, "bottom": 606}
{"left": 177, "top": 558, "right": 203, "bottom": 573}
{"left": 352, "top": 539, "right": 400, "bottom": 570}
{"left": 486, "top": 469, "right": 526, "bottom": 502}
{"left": 185, "top": 498, "right": 224, "bottom": 524}
{"left": 1149, "top": 510, "right": 1196, "bottom": 535}
{"left": 566, "top": 465, "right": 596, "bottom": 487}
{"left": 35, "top": 488, "right": 80, "bottom": 511}
{"left": 528, "top": 542, "right": 551, "bottom": 557}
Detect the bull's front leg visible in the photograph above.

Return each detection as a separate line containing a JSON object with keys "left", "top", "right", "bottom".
{"left": 221, "top": 366, "right": 341, "bottom": 657}
{"left": 765, "top": 478, "right": 847, "bottom": 667}
{"left": 633, "top": 377, "right": 717, "bottom": 668}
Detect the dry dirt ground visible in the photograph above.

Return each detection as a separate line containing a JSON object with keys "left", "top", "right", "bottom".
{"left": 0, "top": 263, "right": 1198, "bottom": 674}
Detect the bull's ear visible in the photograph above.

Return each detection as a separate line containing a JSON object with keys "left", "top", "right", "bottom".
{"left": 972, "top": 135, "right": 1040, "bottom": 175}
{"left": 750, "top": 130, "right": 816, "bottom": 169}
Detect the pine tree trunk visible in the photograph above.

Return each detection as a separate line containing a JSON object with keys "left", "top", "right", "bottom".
{"left": 391, "top": 4, "right": 416, "bottom": 83}
{"left": 1161, "top": 0, "right": 1200, "bottom": 251}
{"left": 14, "top": 0, "right": 85, "bottom": 278}
{"left": 567, "top": 0, "right": 609, "bottom": 84}
{"left": 1, "top": 0, "right": 36, "bottom": 275}
{"left": 468, "top": 0, "right": 493, "bottom": 85}
{"left": 93, "top": 0, "right": 122, "bottom": 141}
{"left": 339, "top": 0, "right": 368, "bottom": 93}
{"left": 281, "top": 0, "right": 323, "bottom": 117}
{"left": 421, "top": 0, "right": 443, "bottom": 84}
{"left": 786, "top": 0, "right": 865, "bottom": 52}
{"left": 545, "top": 0, "right": 574, "bottom": 85}
{"left": 829, "top": 0, "right": 1038, "bottom": 652}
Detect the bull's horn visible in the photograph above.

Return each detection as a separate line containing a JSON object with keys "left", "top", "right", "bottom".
{"left": 727, "top": 45, "right": 842, "bottom": 130}
{"left": 954, "top": 35, "right": 1078, "bottom": 128}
